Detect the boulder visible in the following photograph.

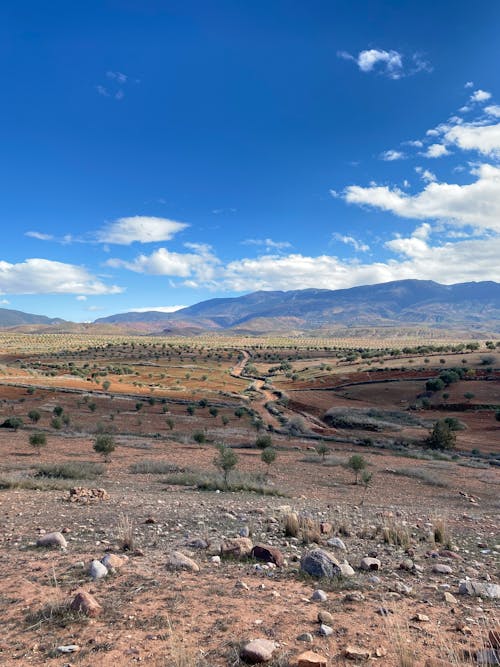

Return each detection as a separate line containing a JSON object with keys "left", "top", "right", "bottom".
{"left": 36, "top": 532, "right": 67, "bottom": 549}
{"left": 301, "top": 549, "right": 341, "bottom": 579}
{"left": 251, "top": 544, "right": 284, "bottom": 567}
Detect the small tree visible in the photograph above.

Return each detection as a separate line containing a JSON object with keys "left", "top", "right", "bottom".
{"left": 29, "top": 432, "right": 47, "bottom": 456}
{"left": 315, "top": 443, "right": 329, "bottom": 462}
{"left": 93, "top": 433, "right": 116, "bottom": 462}
{"left": 426, "top": 420, "right": 456, "bottom": 450}
{"left": 347, "top": 454, "right": 367, "bottom": 484}
{"left": 213, "top": 443, "right": 238, "bottom": 488}
{"left": 261, "top": 447, "right": 276, "bottom": 478}
{"left": 28, "top": 409, "right": 41, "bottom": 424}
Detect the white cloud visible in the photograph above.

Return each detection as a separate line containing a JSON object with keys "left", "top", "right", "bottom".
{"left": 129, "top": 305, "right": 187, "bottom": 313}
{"left": 25, "top": 231, "right": 54, "bottom": 241}
{"left": 343, "top": 163, "right": 500, "bottom": 232}
{"left": 0, "top": 259, "right": 123, "bottom": 295}
{"left": 470, "top": 89, "right": 491, "bottom": 103}
{"left": 97, "top": 216, "right": 188, "bottom": 245}
{"left": 242, "top": 238, "right": 292, "bottom": 250}
{"left": 380, "top": 149, "right": 406, "bottom": 161}
{"left": 444, "top": 121, "right": 500, "bottom": 157}
{"left": 423, "top": 143, "right": 449, "bottom": 158}
{"left": 415, "top": 166, "right": 437, "bottom": 182}
{"left": 332, "top": 233, "right": 370, "bottom": 252}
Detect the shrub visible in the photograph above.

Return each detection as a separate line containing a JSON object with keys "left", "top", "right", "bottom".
{"left": 29, "top": 432, "right": 47, "bottom": 455}
{"left": 93, "top": 433, "right": 116, "bottom": 461}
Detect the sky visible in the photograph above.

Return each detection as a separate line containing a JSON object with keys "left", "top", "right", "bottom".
{"left": 1, "top": 0, "right": 500, "bottom": 321}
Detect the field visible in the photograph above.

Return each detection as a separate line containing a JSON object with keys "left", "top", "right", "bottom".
{"left": 0, "top": 333, "right": 498, "bottom": 666}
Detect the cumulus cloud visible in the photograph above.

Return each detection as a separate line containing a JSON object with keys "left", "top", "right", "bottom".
{"left": 332, "top": 233, "right": 370, "bottom": 252}
{"left": 97, "top": 216, "right": 188, "bottom": 245}
{"left": 380, "top": 149, "right": 406, "bottom": 161}
{"left": 0, "top": 259, "right": 123, "bottom": 295}
{"left": 343, "top": 163, "right": 500, "bottom": 232}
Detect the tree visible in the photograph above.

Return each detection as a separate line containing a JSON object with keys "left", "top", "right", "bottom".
{"left": 315, "top": 443, "right": 330, "bottom": 462}
{"left": 93, "top": 433, "right": 116, "bottom": 461}
{"left": 426, "top": 421, "right": 456, "bottom": 450}
{"left": 213, "top": 443, "right": 238, "bottom": 488}
{"left": 347, "top": 454, "right": 367, "bottom": 484}
{"left": 261, "top": 447, "right": 276, "bottom": 478}
{"left": 28, "top": 409, "right": 41, "bottom": 424}
{"left": 29, "top": 432, "right": 47, "bottom": 455}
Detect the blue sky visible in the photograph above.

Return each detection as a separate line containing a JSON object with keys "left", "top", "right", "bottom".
{"left": 1, "top": 1, "right": 500, "bottom": 321}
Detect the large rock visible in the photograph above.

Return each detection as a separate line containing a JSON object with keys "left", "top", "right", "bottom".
{"left": 221, "top": 537, "right": 253, "bottom": 559}
{"left": 251, "top": 544, "right": 284, "bottom": 567}
{"left": 69, "top": 590, "right": 102, "bottom": 617}
{"left": 458, "top": 580, "right": 500, "bottom": 599}
{"left": 301, "top": 549, "right": 341, "bottom": 578}
{"left": 240, "top": 638, "right": 277, "bottom": 663}
{"left": 166, "top": 551, "right": 200, "bottom": 572}
{"left": 36, "top": 532, "right": 67, "bottom": 549}
{"left": 297, "top": 651, "right": 327, "bottom": 667}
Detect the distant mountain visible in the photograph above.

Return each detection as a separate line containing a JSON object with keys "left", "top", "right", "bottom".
{"left": 95, "top": 280, "right": 500, "bottom": 333}
{"left": 0, "top": 307, "right": 65, "bottom": 328}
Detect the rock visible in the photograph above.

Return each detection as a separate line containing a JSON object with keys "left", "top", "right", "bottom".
{"left": 101, "top": 553, "right": 128, "bottom": 570}
{"left": 297, "top": 633, "right": 314, "bottom": 643}
{"left": 360, "top": 557, "right": 380, "bottom": 571}
{"left": 251, "top": 544, "right": 284, "bottom": 567}
{"left": 56, "top": 645, "right": 80, "bottom": 654}
{"left": 69, "top": 590, "right": 102, "bottom": 617}
{"left": 311, "top": 589, "right": 328, "bottom": 602}
{"left": 297, "top": 650, "right": 327, "bottom": 667}
{"left": 319, "top": 623, "right": 333, "bottom": 636}
{"left": 345, "top": 646, "right": 371, "bottom": 660}
{"left": 327, "top": 537, "right": 346, "bottom": 550}
{"left": 240, "top": 638, "right": 277, "bottom": 663}
{"left": 443, "top": 592, "right": 458, "bottom": 605}
{"left": 489, "top": 627, "right": 500, "bottom": 650}
{"left": 221, "top": 537, "right": 253, "bottom": 559}
{"left": 301, "top": 549, "right": 341, "bottom": 579}
{"left": 432, "top": 564, "right": 452, "bottom": 575}
{"left": 89, "top": 560, "right": 108, "bottom": 579}
{"left": 166, "top": 551, "right": 199, "bottom": 572}
{"left": 459, "top": 580, "right": 500, "bottom": 599}
{"left": 318, "top": 610, "right": 334, "bottom": 625}
{"left": 36, "top": 532, "right": 67, "bottom": 549}
{"left": 339, "top": 561, "right": 355, "bottom": 577}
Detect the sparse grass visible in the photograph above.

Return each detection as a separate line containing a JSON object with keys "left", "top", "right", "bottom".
{"left": 386, "top": 466, "right": 449, "bottom": 487}
{"left": 129, "top": 460, "right": 184, "bottom": 474}
{"left": 163, "top": 469, "right": 285, "bottom": 496}
{"left": 35, "top": 461, "right": 104, "bottom": 480}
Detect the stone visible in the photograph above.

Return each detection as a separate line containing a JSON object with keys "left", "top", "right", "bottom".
{"left": 166, "top": 551, "right": 199, "bottom": 572}
{"left": 69, "top": 590, "right": 102, "bottom": 617}
{"left": 432, "top": 564, "right": 452, "bottom": 575}
{"left": 311, "top": 589, "right": 328, "bottom": 602}
{"left": 221, "top": 537, "right": 253, "bottom": 559}
{"left": 319, "top": 623, "right": 333, "bottom": 636}
{"left": 459, "top": 580, "right": 500, "bottom": 599}
{"left": 326, "top": 537, "right": 346, "bottom": 550}
{"left": 301, "top": 549, "right": 341, "bottom": 579}
{"left": 36, "top": 532, "right": 67, "bottom": 549}
{"left": 240, "top": 638, "right": 277, "bottom": 663}
{"left": 89, "top": 559, "right": 108, "bottom": 579}
{"left": 297, "top": 650, "right": 327, "bottom": 667}
{"left": 251, "top": 544, "right": 284, "bottom": 567}
{"left": 345, "top": 646, "right": 371, "bottom": 660}
{"left": 318, "top": 610, "right": 334, "bottom": 625}
{"left": 360, "top": 557, "right": 380, "bottom": 571}
{"left": 101, "top": 553, "right": 128, "bottom": 570}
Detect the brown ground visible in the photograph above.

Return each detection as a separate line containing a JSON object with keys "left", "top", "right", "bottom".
{"left": 0, "top": 335, "right": 498, "bottom": 666}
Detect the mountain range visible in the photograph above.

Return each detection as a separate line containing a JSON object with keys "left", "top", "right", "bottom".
{"left": 1, "top": 280, "right": 499, "bottom": 335}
